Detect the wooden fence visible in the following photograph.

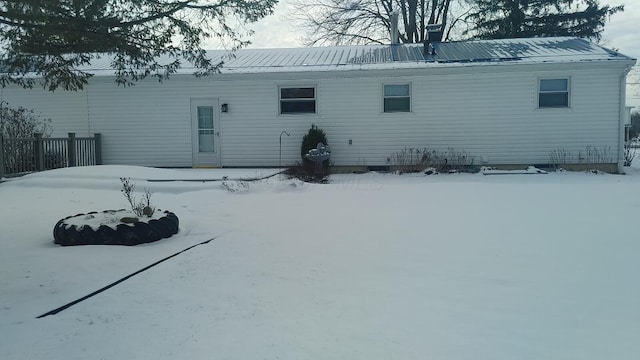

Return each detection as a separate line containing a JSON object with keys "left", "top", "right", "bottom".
{"left": 0, "top": 133, "right": 102, "bottom": 178}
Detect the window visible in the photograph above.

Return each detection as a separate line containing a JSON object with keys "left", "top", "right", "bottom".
{"left": 539, "top": 79, "right": 569, "bottom": 108}
{"left": 280, "top": 87, "right": 316, "bottom": 114}
{"left": 384, "top": 84, "right": 411, "bottom": 112}
{"left": 197, "top": 106, "right": 215, "bottom": 153}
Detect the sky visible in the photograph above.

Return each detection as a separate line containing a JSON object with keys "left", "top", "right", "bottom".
{"left": 236, "top": 0, "right": 640, "bottom": 108}
{"left": 243, "top": 0, "right": 639, "bottom": 57}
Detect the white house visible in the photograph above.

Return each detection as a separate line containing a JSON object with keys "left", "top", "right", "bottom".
{"left": 0, "top": 37, "right": 636, "bottom": 172}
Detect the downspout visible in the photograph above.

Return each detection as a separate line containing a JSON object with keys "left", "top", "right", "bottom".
{"left": 618, "top": 63, "right": 634, "bottom": 174}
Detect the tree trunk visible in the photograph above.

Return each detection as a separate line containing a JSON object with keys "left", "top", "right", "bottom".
{"left": 407, "top": 0, "right": 418, "bottom": 42}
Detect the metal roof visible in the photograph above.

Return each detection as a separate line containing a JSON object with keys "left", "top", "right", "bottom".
{"left": 431, "top": 37, "right": 623, "bottom": 63}
{"left": 82, "top": 37, "right": 635, "bottom": 76}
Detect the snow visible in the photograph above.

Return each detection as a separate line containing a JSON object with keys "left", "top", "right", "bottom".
{"left": 1, "top": 165, "right": 639, "bottom": 359}
{"left": 62, "top": 209, "right": 166, "bottom": 231}
{"left": 481, "top": 166, "right": 548, "bottom": 175}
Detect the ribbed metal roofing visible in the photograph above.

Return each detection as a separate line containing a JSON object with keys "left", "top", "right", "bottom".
{"left": 431, "top": 37, "right": 616, "bottom": 63}
{"left": 83, "top": 37, "right": 635, "bottom": 76}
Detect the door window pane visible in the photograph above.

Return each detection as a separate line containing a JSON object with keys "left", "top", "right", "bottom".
{"left": 198, "top": 106, "right": 214, "bottom": 129}
{"left": 199, "top": 130, "right": 214, "bottom": 152}
{"left": 197, "top": 106, "right": 215, "bottom": 153}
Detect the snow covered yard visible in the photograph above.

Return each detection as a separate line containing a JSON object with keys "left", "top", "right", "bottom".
{"left": 1, "top": 165, "right": 639, "bottom": 359}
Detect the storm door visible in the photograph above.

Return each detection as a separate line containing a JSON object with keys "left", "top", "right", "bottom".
{"left": 190, "top": 99, "right": 220, "bottom": 166}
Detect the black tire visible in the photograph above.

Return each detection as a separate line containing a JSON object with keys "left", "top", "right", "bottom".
{"left": 53, "top": 210, "right": 180, "bottom": 246}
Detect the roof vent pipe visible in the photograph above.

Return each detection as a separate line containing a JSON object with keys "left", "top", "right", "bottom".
{"left": 390, "top": 11, "right": 399, "bottom": 45}
{"left": 427, "top": 24, "right": 443, "bottom": 42}
{"left": 424, "top": 23, "right": 443, "bottom": 55}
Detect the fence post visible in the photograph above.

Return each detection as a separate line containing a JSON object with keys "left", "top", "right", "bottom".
{"left": 94, "top": 133, "right": 103, "bottom": 165}
{"left": 0, "top": 135, "right": 4, "bottom": 179}
{"left": 68, "top": 133, "right": 76, "bottom": 167}
{"left": 34, "top": 133, "right": 45, "bottom": 171}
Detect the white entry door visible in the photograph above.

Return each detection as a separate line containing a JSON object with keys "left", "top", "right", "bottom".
{"left": 190, "top": 99, "right": 221, "bottom": 167}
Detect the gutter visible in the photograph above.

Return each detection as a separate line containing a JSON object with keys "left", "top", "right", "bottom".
{"left": 618, "top": 62, "right": 635, "bottom": 174}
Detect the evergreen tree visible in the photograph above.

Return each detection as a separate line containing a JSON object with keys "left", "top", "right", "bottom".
{"left": 301, "top": 124, "right": 329, "bottom": 159}
{"left": 465, "top": 0, "right": 623, "bottom": 41}
{"left": 0, "top": 0, "right": 277, "bottom": 91}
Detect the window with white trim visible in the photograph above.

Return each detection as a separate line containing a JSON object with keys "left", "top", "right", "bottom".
{"left": 383, "top": 84, "right": 411, "bottom": 112}
{"left": 280, "top": 87, "right": 316, "bottom": 114}
{"left": 539, "top": 79, "right": 569, "bottom": 108}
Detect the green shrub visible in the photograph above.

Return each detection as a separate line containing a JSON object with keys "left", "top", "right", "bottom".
{"left": 300, "top": 124, "right": 328, "bottom": 159}
{"left": 293, "top": 124, "right": 331, "bottom": 182}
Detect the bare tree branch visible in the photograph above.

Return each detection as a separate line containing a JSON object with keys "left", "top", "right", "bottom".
{"left": 289, "top": 0, "right": 458, "bottom": 46}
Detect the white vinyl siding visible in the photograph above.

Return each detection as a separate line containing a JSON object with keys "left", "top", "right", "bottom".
{"left": 0, "top": 62, "right": 626, "bottom": 167}
{"left": 539, "top": 78, "right": 569, "bottom": 108}
{"left": 383, "top": 84, "right": 411, "bottom": 112}
{"left": 0, "top": 87, "right": 89, "bottom": 137}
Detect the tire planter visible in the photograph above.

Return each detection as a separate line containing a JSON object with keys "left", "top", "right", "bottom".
{"left": 53, "top": 209, "right": 179, "bottom": 246}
